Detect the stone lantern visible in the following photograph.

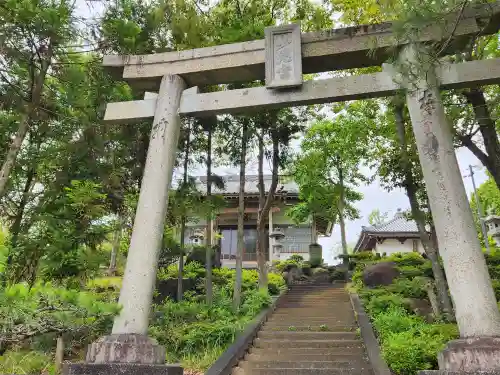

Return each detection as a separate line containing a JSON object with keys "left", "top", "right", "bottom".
{"left": 269, "top": 228, "right": 285, "bottom": 260}
{"left": 189, "top": 229, "right": 205, "bottom": 246}
{"left": 484, "top": 209, "right": 500, "bottom": 247}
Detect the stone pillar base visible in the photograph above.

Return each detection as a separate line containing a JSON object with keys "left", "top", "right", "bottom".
{"left": 438, "top": 338, "right": 500, "bottom": 372}
{"left": 65, "top": 363, "right": 183, "bottom": 375}
{"left": 86, "top": 334, "right": 166, "bottom": 364}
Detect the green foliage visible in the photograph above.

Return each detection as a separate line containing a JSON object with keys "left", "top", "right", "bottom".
{"left": 374, "top": 307, "right": 458, "bottom": 375}
{"left": 0, "top": 227, "right": 10, "bottom": 280}
{"left": 397, "top": 265, "right": 425, "bottom": 279}
{"left": 0, "top": 282, "right": 119, "bottom": 354}
{"left": 368, "top": 209, "right": 388, "bottom": 226}
{"left": 158, "top": 261, "right": 284, "bottom": 297}
{"left": 385, "top": 252, "right": 426, "bottom": 267}
{"left": 0, "top": 350, "right": 55, "bottom": 375}
{"left": 273, "top": 257, "right": 304, "bottom": 273}
{"left": 386, "top": 278, "right": 427, "bottom": 299}
{"left": 158, "top": 261, "right": 205, "bottom": 280}
{"left": 329, "top": 268, "right": 347, "bottom": 281}
{"left": 150, "top": 286, "right": 271, "bottom": 370}
{"left": 289, "top": 254, "right": 304, "bottom": 263}
{"left": 366, "top": 294, "right": 409, "bottom": 316}
{"left": 356, "top": 251, "right": 461, "bottom": 375}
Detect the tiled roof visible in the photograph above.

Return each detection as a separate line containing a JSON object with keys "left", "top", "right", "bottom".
{"left": 363, "top": 210, "right": 419, "bottom": 233}
{"left": 196, "top": 175, "right": 299, "bottom": 195}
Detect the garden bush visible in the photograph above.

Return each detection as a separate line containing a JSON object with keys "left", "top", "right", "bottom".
{"left": 0, "top": 350, "right": 55, "bottom": 375}
{"left": 397, "top": 265, "right": 425, "bottom": 279}
{"left": 150, "top": 286, "right": 272, "bottom": 370}
{"left": 385, "top": 278, "right": 427, "bottom": 299}
{"left": 329, "top": 268, "right": 347, "bottom": 281}
{"left": 386, "top": 252, "right": 426, "bottom": 267}
{"left": 366, "top": 294, "right": 409, "bottom": 316}
{"left": 0, "top": 282, "right": 119, "bottom": 367}
{"left": 373, "top": 307, "right": 458, "bottom": 375}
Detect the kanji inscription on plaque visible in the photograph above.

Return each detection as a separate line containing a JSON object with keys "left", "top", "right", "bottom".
{"left": 265, "top": 23, "right": 302, "bottom": 89}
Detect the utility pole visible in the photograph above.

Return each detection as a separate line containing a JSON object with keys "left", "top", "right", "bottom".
{"left": 469, "top": 165, "right": 490, "bottom": 252}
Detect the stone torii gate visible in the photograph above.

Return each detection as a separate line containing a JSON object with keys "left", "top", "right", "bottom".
{"left": 70, "top": 4, "right": 500, "bottom": 375}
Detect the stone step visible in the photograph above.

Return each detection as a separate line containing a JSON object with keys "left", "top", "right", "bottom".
{"left": 280, "top": 296, "right": 350, "bottom": 299}
{"left": 272, "top": 312, "right": 354, "bottom": 318}
{"left": 241, "top": 360, "right": 369, "bottom": 369}
{"left": 265, "top": 322, "right": 357, "bottom": 329}
{"left": 249, "top": 347, "right": 366, "bottom": 357}
{"left": 267, "top": 317, "right": 356, "bottom": 324}
{"left": 253, "top": 338, "right": 364, "bottom": 349}
{"left": 271, "top": 313, "right": 354, "bottom": 318}
{"left": 276, "top": 302, "right": 352, "bottom": 307}
{"left": 261, "top": 324, "right": 357, "bottom": 332}
{"left": 245, "top": 353, "right": 369, "bottom": 363}
{"left": 258, "top": 331, "right": 357, "bottom": 340}
{"left": 232, "top": 366, "right": 373, "bottom": 375}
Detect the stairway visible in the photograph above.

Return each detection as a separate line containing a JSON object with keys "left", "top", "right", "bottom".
{"left": 232, "top": 284, "right": 373, "bottom": 375}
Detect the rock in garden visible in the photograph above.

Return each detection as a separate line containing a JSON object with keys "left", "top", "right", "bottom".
{"left": 362, "top": 262, "right": 399, "bottom": 287}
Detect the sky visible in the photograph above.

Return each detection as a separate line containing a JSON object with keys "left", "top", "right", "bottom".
{"left": 76, "top": 0, "right": 491, "bottom": 264}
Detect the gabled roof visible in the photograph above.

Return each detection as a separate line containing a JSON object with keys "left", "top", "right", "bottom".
{"left": 363, "top": 210, "right": 418, "bottom": 233}
{"left": 354, "top": 209, "right": 420, "bottom": 252}
{"left": 196, "top": 175, "right": 299, "bottom": 196}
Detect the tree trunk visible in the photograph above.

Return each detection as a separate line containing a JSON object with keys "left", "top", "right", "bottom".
{"left": 178, "top": 120, "right": 191, "bottom": 301}
{"left": 205, "top": 125, "right": 213, "bottom": 305}
{"left": 461, "top": 88, "right": 500, "bottom": 190}
{"left": 10, "top": 167, "right": 35, "bottom": 248}
{"left": 108, "top": 216, "right": 124, "bottom": 276}
{"left": 338, "top": 167, "right": 348, "bottom": 264}
{"left": 256, "top": 129, "right": 279, "bottom": 290}
{"left": 393, "top": 103, "right": 454, "bottom": 320}
{"left": 234, "top": 121, "right": 248, "bottom": 310}
{"left": 0, "top": 44, "right": 53, "bottom": 199}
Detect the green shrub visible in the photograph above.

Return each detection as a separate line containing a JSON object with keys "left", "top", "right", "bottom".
{"left": 87, "top": 276, "right": 122, "bottom": 291}
{"left": 485, "top": 248, "right": 500, "bottom": 266}
{"left": 330, "top": 269, "right": 347, "bottom": 281}
{"left": 301, "top": 263, "right": 312, "bottom": 276}
{"left": 268, "top": 272, "right": 286, "bottom": 295}
{"left": 386, "top": 278, "right": 427, "bottom": 299}
{"left": 398, "top": 265, "right": 424, "bottom": 279}
{"left": 289, "top": 254, "right": 304, "bottom": 262}
{"left": 372, "top": 306, "right": 424, "bottom": 338}
{"left": 488, "top": 264, "right": 500, "bottom": 280}
{"left": 0, "top": 350, "right": 55, "bottom": 375}
{"left": 312, "top": 267, "right": 328, "bottom": 275}
{"left": 358, "top": 287, "right": 390, "bottom": 303}
{"left": 386, "top": 252, "right": 426, "bottom": 267}
{"left": 351, "top": 263, "right": 367, "bottom": 289}
{"left": 371, "top": 306, "right": 459, "bottom": 375}
{"left": 0, "top": 282, "right": 119, "bottom": 356}
{"left": 366, "top": 294, "right": 409, "bottom": 316}
{"left": 158, "top": 261, "right": 205, "bottom": 280}
{"left": 422, "top": 261, "right": 434, "bottom": 278}
{"left": 150, "top": 286, "right": 271, "bottom": 370}
{"left": 493, "top": 280, "right": 500, "bottom": 300}
{"left": 381, "top": 330, "right": 441, "bottom": 375}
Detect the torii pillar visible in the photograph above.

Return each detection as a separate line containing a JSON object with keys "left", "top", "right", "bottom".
{"left": 401, "top": 45, "right": 500, "bottom": 374}
{"left": 67, "top": 75, "right": 186, "bottom": 375}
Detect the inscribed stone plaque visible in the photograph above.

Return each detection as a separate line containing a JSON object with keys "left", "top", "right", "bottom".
{"left": 265, "top": 23, "right": 302, "bottom": 89}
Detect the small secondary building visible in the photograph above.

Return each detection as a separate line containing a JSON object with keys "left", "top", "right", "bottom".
{"left": 354, "top": 209, "right": 425, "bottom": 255}
{"left": 184, "top": 175, "right": 332, "bottom": 268}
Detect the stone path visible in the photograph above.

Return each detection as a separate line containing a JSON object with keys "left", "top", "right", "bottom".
{"left": 232, "top": 284, "right": 373, "bottom": 375}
